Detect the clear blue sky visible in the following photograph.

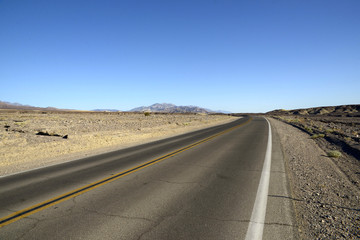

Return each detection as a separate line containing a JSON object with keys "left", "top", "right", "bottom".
{"left": 1, "top": 0, "right": 359, "bottom": 112}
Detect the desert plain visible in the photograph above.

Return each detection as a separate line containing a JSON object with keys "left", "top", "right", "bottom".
{"left": 0, "top": 110, "right": 236, "bottom": 176}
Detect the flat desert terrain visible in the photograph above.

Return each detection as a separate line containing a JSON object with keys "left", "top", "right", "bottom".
{"left": 0, "top": 110, "right": 236, "bottom": 176}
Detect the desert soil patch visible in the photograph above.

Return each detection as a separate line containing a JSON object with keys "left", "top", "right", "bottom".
{"left": 0, "top": 111, "right": 236, "bottom": 176}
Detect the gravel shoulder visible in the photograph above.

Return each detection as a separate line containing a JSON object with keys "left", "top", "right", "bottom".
{"left": 269, "top": 118, "right": 360, "bottom": 239}
{"left": 0, "top": 111, "right": 237, "bottom": 176}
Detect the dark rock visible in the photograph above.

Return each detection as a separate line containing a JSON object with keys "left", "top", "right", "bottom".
{"left": 36, "top": 131, "right": 62, "bottom": 137}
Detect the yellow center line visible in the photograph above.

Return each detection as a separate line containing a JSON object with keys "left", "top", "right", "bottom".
{"left": 0, "top": 117, "right": 252, "bottom": 228}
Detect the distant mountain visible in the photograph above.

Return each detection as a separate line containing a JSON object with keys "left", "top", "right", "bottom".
{"left": 0, "top": 101, "right": 59, "bottom": 111}
{"left": 131, "top": 103, "right": 177, "bottom": 112}
{"left": 92, "top": 109, "right": 121, "bottom": 112}
{"left": 0, "top": 100, "right": 231, "bottom": 114}
{"left": 266, "top": 104, "right": 360, "bottom": 117}
{"left": 130, "top": 103, "right": 228, "bottom": 114}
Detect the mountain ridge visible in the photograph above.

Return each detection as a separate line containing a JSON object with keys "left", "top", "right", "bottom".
{"left": 266, "top": 104, "right": 360, "bottom": 117}
{"left": 130, "top": 103, "right": 228, "bottom": 114}
{"left": 0, "top": 101, "right": 59, "bottom": 111}
{"left": 0, "top": 101, "right": 230, "bottom": 114}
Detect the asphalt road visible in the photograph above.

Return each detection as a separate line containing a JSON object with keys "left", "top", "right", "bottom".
{"left": 0, "top": 116, "right": 298, "bottom": 239}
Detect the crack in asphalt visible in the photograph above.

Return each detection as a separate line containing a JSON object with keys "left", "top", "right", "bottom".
{"left": 154, "top": 179, "right": 205, "bottom": 188}
{"left": 15, "top": 217, "right": 40, "bottom": 240}
{"left": 136, "top": 207, "right": 186, "bottom": 240}
{"left": 264, "top": 222, "right": 297, "bottom": 227}
{"left": 82, "top": 207, "right": 154, "bottom": 223}
{"left": 1, "top": 208, "right": 16, "bottom": 213}
{"left": 185, "top": 211, "right": 297, "bottom": 227}
{"left": 184, "top": 211, "right": 249, "bottom": 223}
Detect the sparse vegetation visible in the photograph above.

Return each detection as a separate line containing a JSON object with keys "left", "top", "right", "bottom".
{"left": 304, "top": 126, "right": 313, "bottom": 133}
{"left": 144, "top": 112, "right": 151, "bottom": 117}
{"left": 14, "top": 121, "right": 27, "bottom": 127}
{"left": 327, "top": 150, "right": 342, "bottom": 158}
{"left": 325, "top": 128, "right": 334, "bottom": 133}
{"left": 311, "top": 134, "right": 325, "bottom": 139}
{"left": 271, "top": 113, "right": 360, "bottom": 161}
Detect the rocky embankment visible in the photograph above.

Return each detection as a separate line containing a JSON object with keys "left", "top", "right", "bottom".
{"left": 268, "top": 104, "right": 360, "bottom": 117}
{"left": 272, "top": 115, "right": 360, "bottom": 189}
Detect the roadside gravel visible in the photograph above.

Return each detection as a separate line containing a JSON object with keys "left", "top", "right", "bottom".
{"left": 269, "top": 118, "right": 360, "bottom": 239}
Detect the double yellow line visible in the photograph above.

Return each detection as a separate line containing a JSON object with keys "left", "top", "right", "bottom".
{"left": 0, "top": 117, "right": 252, "bottom": 228}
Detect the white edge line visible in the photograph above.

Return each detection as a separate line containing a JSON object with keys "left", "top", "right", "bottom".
{"left": 245, "top": 117, "right": 272, "bottom": 240}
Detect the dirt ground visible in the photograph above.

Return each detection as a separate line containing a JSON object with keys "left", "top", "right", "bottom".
{"left": 273, "top": 115, "right": 360, "bottom": 152}
{"left": 0, "top": 111, "right": 236, "bottom": 176}
{"left": 269, "top": 117, "right": 360, "bottom": 239}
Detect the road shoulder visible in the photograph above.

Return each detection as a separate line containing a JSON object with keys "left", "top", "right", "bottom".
{"left": 263, "top": 118, "right": 299, "bottom": 240}
{"left": 269, "top": 117, "right": 360, "bottom": 239}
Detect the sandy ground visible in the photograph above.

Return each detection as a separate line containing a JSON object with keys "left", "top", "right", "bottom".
{"left": 0, "top": 111, "right": 237, "bottom": 176}
{"left": 269, "top": 118, "right": 359, "bottom": 239}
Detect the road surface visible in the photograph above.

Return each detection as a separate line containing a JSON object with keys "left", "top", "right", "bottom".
{"left": 0, "top": 116, "right": 298, "bottom": 239}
